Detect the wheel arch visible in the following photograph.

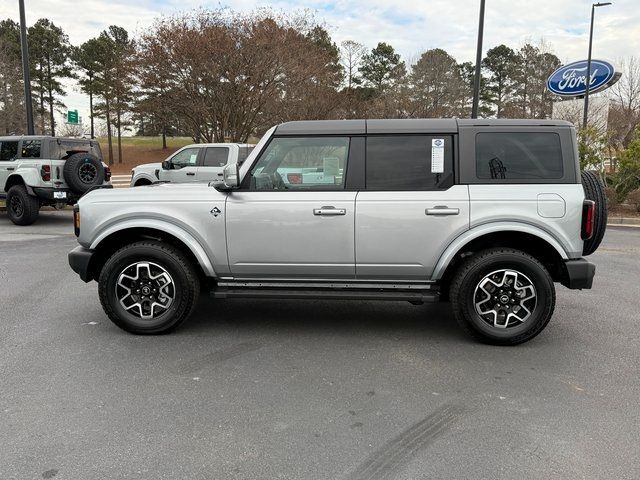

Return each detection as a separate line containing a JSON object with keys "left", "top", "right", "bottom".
{"left": 4, "top": 173, "right": 35, "bottom": 194}
{"left": 87, "top": 224, "right": 216, "bottom": 284}
{"left": 434, "top": 223, "right": 568, "bottom": 295}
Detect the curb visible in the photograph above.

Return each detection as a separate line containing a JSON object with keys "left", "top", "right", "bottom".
{"left": 607, "top": 216, "right": 640, "bottom": 227}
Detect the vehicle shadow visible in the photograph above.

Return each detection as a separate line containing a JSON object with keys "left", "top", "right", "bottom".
{"left": 181, "top": 296, "right": 468, "bottom": 343}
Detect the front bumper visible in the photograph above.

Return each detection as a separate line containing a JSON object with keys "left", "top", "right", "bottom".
{"left": 561, "top": 258, "right": 596, "bottom": 290}
{"left": 69, "top": 246, "right": 95, "bottom": 283}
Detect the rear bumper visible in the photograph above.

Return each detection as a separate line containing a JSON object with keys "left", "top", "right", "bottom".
{"left": 68, "top": 246, "right": 95, "bottom": 283}
{"left": 32, "top": 187, "right": 78, "bottom": 202}
{"left": 562, "top": 258, "right": 596, "bottom": 290}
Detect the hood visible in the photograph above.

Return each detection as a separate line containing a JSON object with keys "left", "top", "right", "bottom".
{"left": 78, "top": 181, "right": 227, "bottom": 206}
{"left": 133, "top": 162, "right": 162, "bottom": 173}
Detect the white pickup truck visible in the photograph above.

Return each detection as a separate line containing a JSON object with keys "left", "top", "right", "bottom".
{"left": 130, "top": 143, "right": 254, "bottom": 187}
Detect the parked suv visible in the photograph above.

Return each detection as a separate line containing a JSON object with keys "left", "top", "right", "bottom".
{"left": 130, "top": 143, "right": 254, "bottom": 187}
{"left": 0, "top": 135, "right": 111, "bottom": 225}
{"left": 68, "top": 119, "right": 606, "bottom": 345}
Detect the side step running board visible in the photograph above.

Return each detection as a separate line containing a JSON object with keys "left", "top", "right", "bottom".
{"left": 212, "top": 287, "right": 439, "bottom": 303}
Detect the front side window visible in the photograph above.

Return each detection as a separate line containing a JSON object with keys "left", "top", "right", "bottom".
{"left": 21, "top": 140, "right": 41, "bottom": 158}
{"left": 170, "top": 148, "right": 199, "bottom": 169}
{"left": 238, "top": 145, "right": 255, "bottom": 165}
{"left": 247, "top": 137, "right": 349, "bottom": 190}
{"left": 476, "top": 132, "right": 563, "bottom": 180}
{"left": 0, "top": 141, "right": 19, "bottom": 161}
{"left": 203, "top": 147, "right": 229, "bottom": 167}
{"left": 366, "top": 135, "right": 454, "bottom": 190}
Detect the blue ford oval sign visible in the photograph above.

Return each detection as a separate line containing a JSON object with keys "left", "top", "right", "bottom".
{"left": 547, "top": 59, "right": 618, "bottom": 97}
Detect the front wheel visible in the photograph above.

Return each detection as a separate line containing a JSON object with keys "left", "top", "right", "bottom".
{"left": 450, "top": 248, "right": 555, "bottom": 345}
{"left": 98, "top": 241, "right": 200, "bottom": 334}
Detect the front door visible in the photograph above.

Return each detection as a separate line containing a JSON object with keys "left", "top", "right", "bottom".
{"left": 159, "top": 147, "right": 200, "bottom": 183}
{"left": 0, "top": 140, "right": 19, "bottom": 194}
{"left": 355, "top": 135, "right": 470, "bottom": 280}
{"left": 226, "top": 136, "right": 356, "bottom": 279}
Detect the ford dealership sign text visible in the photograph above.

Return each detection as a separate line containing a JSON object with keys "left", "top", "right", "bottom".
{"left": 547, "top": 59, "right": 619, "bottom": 97}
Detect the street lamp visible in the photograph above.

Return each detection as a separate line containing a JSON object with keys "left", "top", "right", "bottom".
{"left": 583, "top": 1, "right": 612, "bottom": 129}
{"left": 471, "top": 0, "right": 486, "bottom": 119}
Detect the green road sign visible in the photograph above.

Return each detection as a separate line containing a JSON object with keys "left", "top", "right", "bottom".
{"left": 67, "top": 110, "right": 79, "bottom": 124}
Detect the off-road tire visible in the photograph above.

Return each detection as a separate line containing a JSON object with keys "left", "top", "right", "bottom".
{"left": 63, "top": 152, "right": 105, "bottom": 194}
{"left": 98, "top": 241, "right": 200, "bottom": 334}
{"left": 450, "top": 248, "right": 555, "bottom": 345}
{"left": 6, "top": 185, "right": 39, "bottom": 226}
{"left": 581, "top": 170, "right": 607, "bottom": 256}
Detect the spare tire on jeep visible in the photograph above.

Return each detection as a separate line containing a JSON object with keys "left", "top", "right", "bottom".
{"left": 63, "top": 152, "right": 105, "bottom": 194}
{"left": 581, "top": 170, "right": 607, "bottom": 256}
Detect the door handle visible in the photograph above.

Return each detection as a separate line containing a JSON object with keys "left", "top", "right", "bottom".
{"left": 313, "top": 206, "right": 346, "bottom": 216}
{"left": 186, "top": 172, "right": 195, "bottom": 176}
{"left": 426, "top": 206, "right": 460, "bottom": 216}
{"left": 7, "top": 167, "right": 15, "bottom": 171}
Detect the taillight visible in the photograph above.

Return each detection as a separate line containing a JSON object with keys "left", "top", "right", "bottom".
{"left": 73, "top": 205, "right": 80, "bottom": 237}
{"left": 287, "top": 173, "right": 302, "bottom": 184}
{"left": 105, "top": 166, "right": 111, "bottom": 181}
{"left": 582, "top": 200, "right": 595, "bottom": 240}
{"left": 40, "top": 164, "right": 51, "bottom": 181}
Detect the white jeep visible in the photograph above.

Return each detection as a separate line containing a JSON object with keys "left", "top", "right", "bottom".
{"left": 0, "top": 136, "right": 112, "bottom": 225}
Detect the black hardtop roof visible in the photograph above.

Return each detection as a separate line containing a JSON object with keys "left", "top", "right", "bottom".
{"left": 274, "top": 118, "right": 573, "bottom": 135}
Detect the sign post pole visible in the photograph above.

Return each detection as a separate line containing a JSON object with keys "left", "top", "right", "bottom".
{"left": 583, "top": 2, "right": 612, "bottom": 129}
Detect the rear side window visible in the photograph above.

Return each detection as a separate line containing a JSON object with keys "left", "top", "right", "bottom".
{"left": 203, "top": 147, "right": 229, "bottom": 167}
{"left": 476, "top": 132, "right": 563, "bottom": 180}
{"left": 21, "top": 140, "right": 41, "bottom": 158}
{"left": 0, "top": 141, "right": 18, "bottom": 161}
{"left": 366, "top": 135, "right": 454, "bottom": 190}
{"left": 51, "top": 140, "right": 101, "bottom": 160}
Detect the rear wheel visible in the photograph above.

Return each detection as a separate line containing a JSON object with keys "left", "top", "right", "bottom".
{"left": 450, "top": 248, "right": 555, "bottom": 345}
{"left": 6, "top": 185, "right": 39, "bottom": 225}
{"left": 98, "top": 241, "right": 200, "bottom": 334}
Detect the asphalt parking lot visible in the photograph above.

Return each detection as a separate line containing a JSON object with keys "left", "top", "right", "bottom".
{"left": 0, "top": 210, "right": 638, "bottom": 480}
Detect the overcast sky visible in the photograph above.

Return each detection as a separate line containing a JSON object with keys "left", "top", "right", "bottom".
{"left": 1, "top": 0, "right": 637, "bottom": 130}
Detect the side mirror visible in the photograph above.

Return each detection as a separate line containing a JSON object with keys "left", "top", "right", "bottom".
{"left": 214, "top": 163, "right": 240, "bottom": 191}
{"left": 161, "top": 160, "right": 171, "bottom": 170}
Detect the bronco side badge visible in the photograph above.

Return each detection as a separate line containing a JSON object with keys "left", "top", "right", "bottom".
{"left": 210, "top": 207, "right": 222, "bottom": 217}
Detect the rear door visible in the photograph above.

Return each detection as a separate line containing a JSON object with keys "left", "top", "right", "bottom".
{"left": 198, "top": 146, "right": 230, "bottom": 183}
{"left": 0, "top": 139, "right": 20, "bottom": 194}
{"left": 355, "top": 134, "right": 470, "bottom": 280}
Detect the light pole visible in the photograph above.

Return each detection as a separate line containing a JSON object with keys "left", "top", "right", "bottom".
{"left": 18, "top": 0, "right": 34, "bottom": 135}
{"left": 583, "top": 2, "right": 612, "bottom": 129}
{"left": 471, "top": 0, "right": 486, "bottom": 119}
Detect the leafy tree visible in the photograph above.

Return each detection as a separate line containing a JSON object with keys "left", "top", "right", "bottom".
{"left": 0, "top": 19, "right": 25, "bottom": 134}
{"left": 73, "top": 38, "right": 103, "bottom": 138}
{"left": 615, "top": 129, "right": 640, "bottom": 198}
{"left": 358, "top": 42, "right": 406, "bottom": 93}
{"left": 482, "top": 44, "right": 518, "bottom": 118}
{"left": 28, "top": 18, "right": 72, "bottom": 136}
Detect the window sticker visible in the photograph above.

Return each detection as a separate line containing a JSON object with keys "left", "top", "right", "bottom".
{"left": 431, "top": 138, "right": 445, "bottom": 173}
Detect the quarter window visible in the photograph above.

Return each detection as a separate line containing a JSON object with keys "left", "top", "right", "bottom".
{"left": 0, "top": 141, "right": 18, "bottom": 161}
{"left": 203, "top": 147, "right": 229, "bottom": 167}
{"left": 475, "top": 132, "right": 563, "bottom": 180}
{"left": 248, "top": 137, "right": 349, "bottom": 190}
{"left": 21, "top": 140, "right": 41, "bottom": 158}
{"left": 366, "top": 135, "right": 454, "bottom": 190}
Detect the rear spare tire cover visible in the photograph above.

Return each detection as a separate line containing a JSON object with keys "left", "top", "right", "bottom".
{"left": 581, "top": 170, "right": 607, "bottom": 256}
{"left": 63, "top": 153, "right": 105, "bottom": 194}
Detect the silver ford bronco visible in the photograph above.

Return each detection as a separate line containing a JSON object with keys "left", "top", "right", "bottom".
{"left": 68, "top": 119, "right": 606, "bottom": 345}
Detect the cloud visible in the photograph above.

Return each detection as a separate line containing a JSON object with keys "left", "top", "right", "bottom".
{"left": 1, "top": 0, "right": 638, "bottom": 127}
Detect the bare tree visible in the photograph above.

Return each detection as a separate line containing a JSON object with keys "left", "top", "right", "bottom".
{"left": 340, "top": 40, "right": 366, "bottom": 91}
{"left": 608, "top": 56, "right": 640, "bottom": 149}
